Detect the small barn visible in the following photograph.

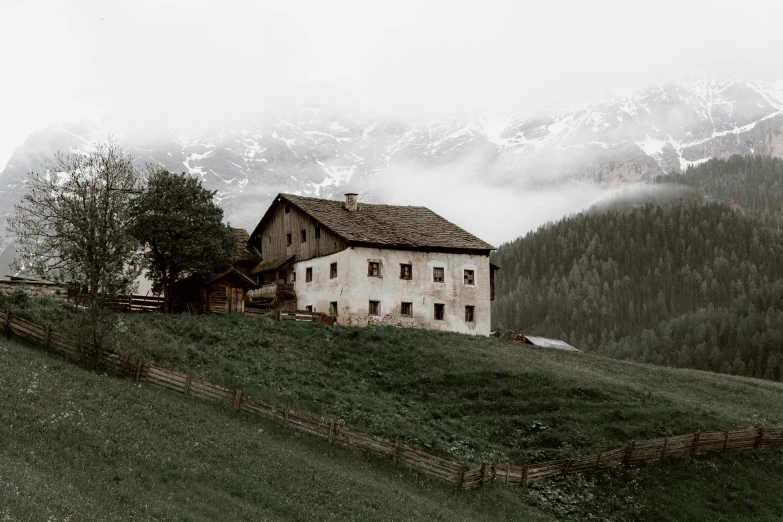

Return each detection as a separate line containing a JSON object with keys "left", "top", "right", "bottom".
{"left": 174, "top": 267, "right": 258, "bottom": 314}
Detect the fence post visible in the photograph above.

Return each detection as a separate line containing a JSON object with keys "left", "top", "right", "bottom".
{"left": 490, "top": 463, "right": 496, "bottom": 483}
{"left": 660, "top": 438, "right": 668, "bottom": 460}
{"left": 134, "top": 358, "right": 144, "bottom": 381}
{"left": 595, "top": 452, "right": 603, "bottom": 471}
{"left": 479, "top": 462, "right": 486, "bottom": 485}
{"left": 522, "top": 465, "right": 529, "bottom": 488}
{"left": 562, "top": 459, "right": 574, "bottom": 476}
{"left": 184, "top": 374, "right": 192, "bottom": 396}
{"left": 277, "top": 310, "right": 282, "bottom": 321}
{"left": 624, "top": 440, "right": 636, "bottom": 465}
{"left": 328, "top": 421, "right": 336, "bottom": 443}
{"left": 755, "top": 427, "right": 764, "bottom": 449}
{"left": 393, "top": 439, "right": 400, "bottom": 463}
{"left": 2, "top": 310, "right": 11, "bottom": 336}
{"left": 457, "top": 464, "right": 466, "bottom": 490}
{"left": 233, "top": 389, "right": 242, "bottom": 411}
{"left": 504, "top": 463, "right": 510, "bottom": 486}
{"left": 722, "top": 430, "right": 729, "bottom": 453}
{"left": 45, "top": 325, "right": 52, "bottom": 350}
{"left": 691, "top": 431, "right": 701, "bottom": 458}
{"left": 284, "top": 407, "right": 290, "bottom": 427}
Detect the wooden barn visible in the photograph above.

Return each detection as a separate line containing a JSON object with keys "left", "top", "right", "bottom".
{"left": 174, "top": 267, "right": 258, "bottom": 314}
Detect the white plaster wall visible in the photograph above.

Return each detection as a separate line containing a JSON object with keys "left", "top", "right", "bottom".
{"left": 294, "top": 246, "right": 492, "bottom": 336}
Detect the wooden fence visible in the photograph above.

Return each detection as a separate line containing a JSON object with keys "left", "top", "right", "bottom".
{"left": 105, "top": 295, "right": 164, "bottom": 313}
{"left": 2, "top": 307, "right": 782, "bottom": 491}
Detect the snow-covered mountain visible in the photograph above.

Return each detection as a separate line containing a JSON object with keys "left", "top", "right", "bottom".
{"left": 1, "top": 78, "right": 782, "bottom": 269}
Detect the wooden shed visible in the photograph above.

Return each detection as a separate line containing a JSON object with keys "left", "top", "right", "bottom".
{"left": 174, "top": 267, "right": 258, "bottom": 314}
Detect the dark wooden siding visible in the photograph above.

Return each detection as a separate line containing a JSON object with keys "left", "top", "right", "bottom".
{"left": 252, "top": 202, "right": 348, "bottom": 262}
{"left": 206, "top": 274, "right": 251, "bottom": 313}
{"left": 207, "top": 281, "right": 229, "bottom": 313}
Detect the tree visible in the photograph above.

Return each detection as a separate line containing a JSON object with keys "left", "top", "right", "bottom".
{"left": 9, "top": 140, "right": 141, "bottom": 345}
{"left": 129, "top": 169, "right": 236, "bottom": 313}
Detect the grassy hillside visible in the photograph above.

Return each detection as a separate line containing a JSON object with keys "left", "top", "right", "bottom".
{"left": 0, "top": 335, "right": 552, "bottom": 522}
{"left": 5, "top": 294, "right": 783, "bottom": 520}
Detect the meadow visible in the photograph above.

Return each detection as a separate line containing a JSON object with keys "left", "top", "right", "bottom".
{"left": 4, "top": 291, "right": 783, "bottom": 520}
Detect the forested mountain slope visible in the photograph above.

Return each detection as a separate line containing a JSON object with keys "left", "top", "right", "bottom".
{"left": 658, "top": 155, "right": 783, "bottom": 225}
{"left": 491, "top": 199, "right": 783, "bottom": 381}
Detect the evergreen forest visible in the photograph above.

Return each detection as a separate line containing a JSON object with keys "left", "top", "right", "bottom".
{"left": 491, "top": 156, "right": 783, "bottom": 381}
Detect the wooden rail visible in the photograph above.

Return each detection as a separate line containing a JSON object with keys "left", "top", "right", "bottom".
{"left": 2, "top": 307, "right": 782, "bottom": 491}
{"left": 105, "top": 295, "right": 164, "bottom": 313}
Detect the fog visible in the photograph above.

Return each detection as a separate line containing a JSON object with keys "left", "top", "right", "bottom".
{"left": 363, "top": 160, "right": 634, "bottom": 247}
{"left": 4, "top": 0, "right": 783, "bottom": 162}
{"left": 3, "top": 0, "right": 783, "bottom": 248}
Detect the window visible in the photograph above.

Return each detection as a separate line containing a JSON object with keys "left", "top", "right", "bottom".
{"left": 285, "top": 204, "right": 291, "bottom": 214}
{"left": 400, "top": 263, "right": 412, "bottom": 280}
{"left": 291, "top": 271, "right": 296, "bottom": 282}
{"left": 401, "top": 302, "right": 413, "bottom": 316}
{"left": 465, "top": 305, "right": 475, "bottom": 322}
{"left": 464, "top": 269, "right": 475, "bottom": 285}
{"left": 369, "top": 300, "right": 380, "bottom": 316}
{"left": 330, "top": 301, "right": 338, "bottom": 317}
{"left": 434, "top": 303, "right": 445, "bottom": 320}
{"left": 330, "top": 263, "right": 337, "bottom": 278}
{"left": 305, "top": 305, "right": 313, "bottom": 312}
{"left": 286, "top": 233, "right": 292, "bottom": 246}
{"left": 315, "top": 226, "right": 321, "bottom": 239}
{"left": 433, "top": 267, "right": 444, "bottom": 282}
{"left": 368, "top": 262, "right": 380, "bottom": 277}
{"left": 306, "top": 267, "right": 313, "bottom": 282}
{"left": 300, "top": 230, "right": 307, "bottom": 242}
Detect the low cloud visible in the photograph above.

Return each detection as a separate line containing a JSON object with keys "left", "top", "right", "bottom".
{"left": 363, "top": 158, "right": 645, "bottom": 247}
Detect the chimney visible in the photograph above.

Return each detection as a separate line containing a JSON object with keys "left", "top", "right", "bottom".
{"left": 344, "top": 193, "right": 358, "bottom": 212}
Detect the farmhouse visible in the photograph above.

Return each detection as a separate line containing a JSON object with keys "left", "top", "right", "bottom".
{"left": 247, "top": 193, "right": 498, "bottom": 335}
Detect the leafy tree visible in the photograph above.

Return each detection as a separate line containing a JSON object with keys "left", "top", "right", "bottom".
{"left": 129, "top": 169, "right": 236, "bottom": 313}
{"left": 9, "top": 140, "right": 142, "bottom": 345}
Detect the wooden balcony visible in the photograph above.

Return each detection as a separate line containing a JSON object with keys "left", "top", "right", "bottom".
{"left": 248, "top": 283, "right": 296, "bottom": 301}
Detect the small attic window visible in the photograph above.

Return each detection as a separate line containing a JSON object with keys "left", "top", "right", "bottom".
{"left": 285, "top": 205, "right": 291, "bottom": 214}
{"left": 286, "top": 233, "right": 292, "bottom": 246}
{"left": 300, "top": 229, "right": 307, "bottom": 242}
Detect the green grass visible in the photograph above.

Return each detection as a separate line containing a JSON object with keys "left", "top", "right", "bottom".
{"left": 0, "top": 335, "right": 553, "bottom": 522}
{"left": 5, "top": 292, "right": 783, "bottom": 520}
{"left": 93, "top": 312, "right": 783, "bottom": 466}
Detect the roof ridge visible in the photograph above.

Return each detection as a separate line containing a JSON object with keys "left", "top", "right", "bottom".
{"left": 267, "top": 192, "right": 496, "bottom": 251}
{"left": 282, "top": 193, "right": 429, "bottom": 209}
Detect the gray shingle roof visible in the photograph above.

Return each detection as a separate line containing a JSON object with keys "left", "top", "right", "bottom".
{"left": 277, "top": 194, "right": 495, "bottom": 252}
{"left": 248, "top": 255, "right": 295, "bottom": 275}
{"left": 231, "top": 228, "right": 258, "bottom": 262}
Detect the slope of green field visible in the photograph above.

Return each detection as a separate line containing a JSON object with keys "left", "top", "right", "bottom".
{"left": 0, "top": 335, "right": 552, "bottom": 522}
{"left": 110, "top": 313, "right": 783, "bottom": 466}
{"left": 5, "top": 293, "right": 783, "bottom": 520}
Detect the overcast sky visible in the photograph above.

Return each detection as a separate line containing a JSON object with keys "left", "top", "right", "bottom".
{"left": 2, "top": 0, "right": 783, "bottom": 168}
